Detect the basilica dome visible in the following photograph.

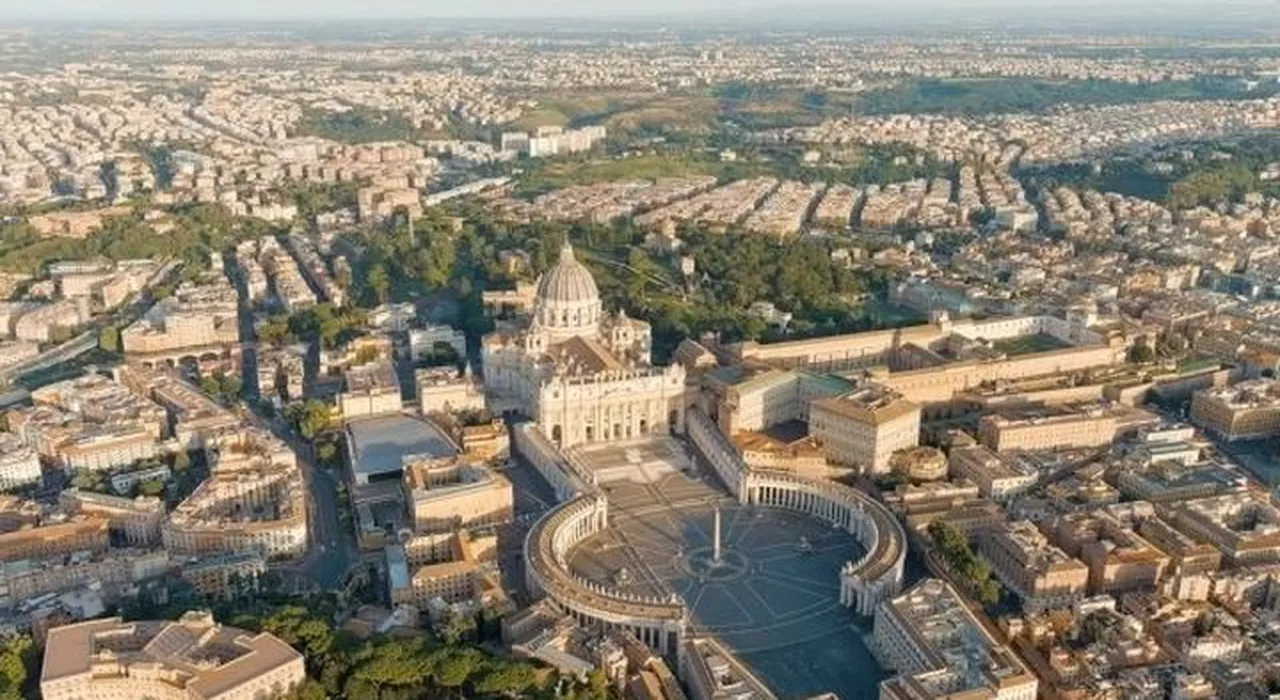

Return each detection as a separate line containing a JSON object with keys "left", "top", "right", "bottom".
{"left": 534, "top": 243, "right": 603, "bottom": 338}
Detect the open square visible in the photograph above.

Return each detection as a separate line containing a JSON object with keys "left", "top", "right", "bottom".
{"left": 566, "top": 438, "right": 885, "bottom": 699}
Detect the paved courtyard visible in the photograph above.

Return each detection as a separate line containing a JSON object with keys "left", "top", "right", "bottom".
{"left": 568, "top": 439, "right": 884, "bottom": 699}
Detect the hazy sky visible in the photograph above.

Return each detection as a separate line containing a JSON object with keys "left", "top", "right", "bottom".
{"left": 2, "top": 0, "right": 1273, "bottom": 21}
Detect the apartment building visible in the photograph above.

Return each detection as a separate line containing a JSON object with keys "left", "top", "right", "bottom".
{"left": 978, "top": 520, "right": 1088, "bottom": 613}
{"left": 0, "top": 516, "right": 109, "bottom": 564}
{"left": 58, "top": 489, "right": 164, "bottom": 547}
{"left": 874, "top": 578, "right": 1038, "bottom": 700}
{"left": 162, "top": 430, "right": 307, "bottom": 559}
{"left": 0, "top": 432, "right": 41, "bottom": 491}
{"left": 810, "top": 384, "right": 920, "bottom": 474}
{"left": 121, "top": 276, "right": 240, "bottom": 360}
{"left": 180, "top": 551, "right": 268, "bottom": 599}
{"left": 40, "top": 612, "right": 305, "bottom": 700}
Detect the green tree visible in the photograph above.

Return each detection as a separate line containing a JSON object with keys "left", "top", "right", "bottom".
{"left": 366, "top": 264, "right": 390, "bottom": 305}
{"left": 286, "top": 400, "right": 334, "bottom": 440}
{"left": 138, "top": 480, "right": 166, "bottom": 498}
{"left": 99, "top": 325, "right": 120, "bottom": 353}
{"left": 474, "top": 662, "right": 537, "bottom": 695}
{"left": 316, "top": 442, "right": 338, "bottom": 466}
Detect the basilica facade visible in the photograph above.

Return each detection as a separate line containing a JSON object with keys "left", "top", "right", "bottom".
{"left": 481, "top": 243, "right": 687, "bottom": 447}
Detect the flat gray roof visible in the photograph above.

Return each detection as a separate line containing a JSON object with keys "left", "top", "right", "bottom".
{"left": 346, "top": 414, "right": 457, "bottom": 477}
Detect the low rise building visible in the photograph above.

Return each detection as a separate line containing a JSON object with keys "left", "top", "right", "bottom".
{"left": 339, "top": 360, "right": 402, "bottom": 420}
{"left": 417, "top": 365, "right": 486, "bottom": 416}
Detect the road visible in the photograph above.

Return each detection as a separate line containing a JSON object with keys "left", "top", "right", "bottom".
{"left": 228, "top": 247, "right": 359, "bottom": 593}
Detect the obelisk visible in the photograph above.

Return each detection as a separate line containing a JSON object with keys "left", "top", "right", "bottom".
{"left": 713, "top": 506, "right": 722, "bottom": 564}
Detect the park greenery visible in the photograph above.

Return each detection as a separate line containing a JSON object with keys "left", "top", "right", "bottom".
{"left": 258, "top": 304, "right": 369, "bottom": 351}
{"left": 855, "top": 76, "right": 1280, "bottom": 117}
{"left": 344, "top": 201, "right": 910, "bottom": 363}
{"left": 928, "top": 521, "right": 1001, "bottom": 605}
{"left": 1017, "top": 133, "right": 1280, "bottom": 210}
{"left": 0, "top": 202, "right": 280, "bottom": 275}
{"left": 295, "top": 108, "right": 426, "bottom": 145}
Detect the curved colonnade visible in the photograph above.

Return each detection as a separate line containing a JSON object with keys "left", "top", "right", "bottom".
{"left": 516, "top": 409, "right": 906, "bottom": 658}
{"left": 687, "top": 409, "right": 906, "bottom": 616}
{"left": 516, "top": 422, "right": 688, "bottom": 655}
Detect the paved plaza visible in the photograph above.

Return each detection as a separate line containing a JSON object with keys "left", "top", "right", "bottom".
{"left": 568, "top": 439, "right": 884, "bottom": 699}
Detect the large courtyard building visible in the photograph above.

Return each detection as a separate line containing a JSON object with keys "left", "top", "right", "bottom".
{"left": 874, "top": 578, "right": 1038, "bottom": 700}
{"left": 1167, "top": 493, "right": 1280, "bottom": 567}
{"left": 40, "top": 612, "right": 306, "bottom": 700}
{"left": 1190, "top": 379, "right": 1280, "bottom": 442}
{"left": 162, "top": 429, "right": 307, "bottom": 559}
{"left": 482, "top": 244, "right": 686, "bottom": 447}
{"left": 120, "top": 275, "right": 240, "bottom": 365}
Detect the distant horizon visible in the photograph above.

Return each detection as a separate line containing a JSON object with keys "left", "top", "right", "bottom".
{"left": 3, "top": 0, "right": 1279, "bottom": 28}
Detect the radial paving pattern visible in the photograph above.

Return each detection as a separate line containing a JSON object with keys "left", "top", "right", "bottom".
{"left": 567, "top": 449, "right": 885, "bottom": 700}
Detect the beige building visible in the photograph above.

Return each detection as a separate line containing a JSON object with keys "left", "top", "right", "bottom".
{"left": 387, "top": 531, "right": 503, "bottom": 608}
{"left": 40, "top": 612, "right": 306, "bottom": 700}
{"left": 1049, "top": 511, "right": 1170, "bottom": 595}
{"left": 0, "top": 516, "right": 109, "bottom": 564}
{"left": 977, "top": 403, "right": 1156, "bottom": 453}
{"left": 339, "top": 360, "right": 403, "bottom": 420}
{"left": 163, "top": 430, "right": 307, "bottom": 559}
{"left": 8, "top": 373, "right": 168, "bottom": 471}
{"left": 59, "top": 489, "right": 164, "bottom": 546}
{"left": 0, "top": 432, "right": 41, "bottom": 491}
{"left": 482, "top": 244, "right": 686, "bottom": 447}
{"left": 700, "top": 364, "right": 849, "bottom": 436}
{"left": 978, "top": 520, "right": 1088, "bottom": 613}
{"left": 417, "top": 365, "right": 486, "bottom": 416}
{"left": 403, "top": 455, "right": 513, "bottom": 533}
{"left": 181, "top": 552, "right": 268, "bottom": 599}
{"left": 1168, "top": 493, "right": 1280, "bottom": 567}
{"left": 948, "top": 444, "right": 1038, "bottom": 502}
{"left": 874, "top": 578, "right": 1038, "bottom": 700}
{"left": 121, "top": 275, "right": 240, "bottom": 363}
{"left": 1190, "top": 379, "right": 1280, "bottom": 441}
{"left": 809, "top": 384, "right": 920, "bottom": 474}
